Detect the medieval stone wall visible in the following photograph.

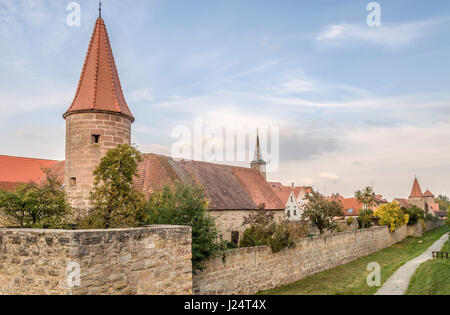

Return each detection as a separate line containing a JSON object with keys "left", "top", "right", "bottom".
{"left": 65, "top": 112, "right": 132, "bottom": 215}
{"left": 0, "top": 225, "right": 192, "bottom": 295}
{"left": 193, "top": 226, "right": 409, "bottom": 295}
{"left": 209, "top": 210, "right": 285, "bottom": 242}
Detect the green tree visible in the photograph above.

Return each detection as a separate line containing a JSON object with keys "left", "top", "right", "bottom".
{"left": 355, "top": 186, "right": 376, "bottom": 229}
{"left": 302, "top": 189, "right": 344, "bottom": 234}
{"left": 357, "top": 209, "right": 374, "bottom": 229}
{"left": 436, "top": 195, "right": 450, "bottom": 211}
{"left": 0, "top": 170, "right": 72, "bottom": 228}
{"left": 239, "top": 207, "right": 298, "bottom": 253}
{"left": 146, "top": 181, "right": 218, "bottom": 272}
{"left": 80, "top": 144, "right": 147, "bottom": 229}
{"left": 375, "top": 202, "right": 409, "bottom": 232}
{"left": 403, "top": 205, "right": 425, "bottom": 226}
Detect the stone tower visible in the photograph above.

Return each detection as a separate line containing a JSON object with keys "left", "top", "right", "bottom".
{"left": 251, "top": 131, "right": 267, "bottom": 180}
{"left": 63, "top": 17, "right": 134, "bottom": 214}
{"left": 408, "top": 177, "right": 425, "bottom": 210}
{"left": 423, "top": 189, "right": 436, "bottom": 205}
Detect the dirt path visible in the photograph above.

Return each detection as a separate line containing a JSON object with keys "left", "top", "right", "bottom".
{"left": 375, "top": 232, "right": 449, "bottom": 295}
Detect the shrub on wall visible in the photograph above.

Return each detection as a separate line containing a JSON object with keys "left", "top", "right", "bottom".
{"left": 357, "top": 209, "right": 374, "bottom": 229}
{"left": 302, "top": 189, "right": 344, "bottom": 234}
{"left": 0, "top": 170, "right": 72, "bottom": 228}
{"left": 403, "top": 205, "right": 425, "bottom": 226}
{"left": 240, "top": 209, "right": 304, "bottom": 253}
{"left": 80, "top": 145, "right": 147, "bottom": 229}
{"left": 375, "top": 202, "right": 409, "bottom": 232}
{"left": 146, "top": 181, "right": 219, "bottom": 272}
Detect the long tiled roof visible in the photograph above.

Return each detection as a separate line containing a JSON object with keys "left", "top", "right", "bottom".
{"left": 64, "top": 18, "right": 134, "bottom": 121}
{"left": 136, "top": 154, "right": 284, "bottom": 210}
{"left": 0, "top": 155, "right": 58, "bottom": 188}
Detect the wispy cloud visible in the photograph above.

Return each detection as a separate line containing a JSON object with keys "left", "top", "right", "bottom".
{"left": 316, "top": 18, "right": 447, "bottom": 49}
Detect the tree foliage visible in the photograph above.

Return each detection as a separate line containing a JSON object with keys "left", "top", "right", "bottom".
{"left": 355, "top": 186, "right": 376, "bottom": 229}
{"left": 358, "top": 209, "right": 374, "bottom": 229}
{"left": 375, "top": 202, "right": 409, "bottom": 232}
{"left": 146, "top": 181, "right": 218, "bottom": 272}
{"left": 436, "top": 195, "right": 450, "bottom": 211}
{"left": 403, "top": 205, "right": 425, "bottom": 226}
{"left": 80, "top": 144, "right": 147, "bottom": 229}
{"left": 0, "top": 170, "right": 72, "bottom": 228}
{"left": 302, "top": 189, "right": 344, "bottom": 234}
{"left": 239, "top": 208, "right": 302, "bottom": 253}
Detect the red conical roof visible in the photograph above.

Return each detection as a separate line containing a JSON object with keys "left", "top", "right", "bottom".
{"left": 64, "top": 18, "right": 134, "bottom": 121}
{"left": 409, "top": 177, "right": 423, "bottom": 198}
{"left": 423, "top": 190, "right": 434, "bottom": 197}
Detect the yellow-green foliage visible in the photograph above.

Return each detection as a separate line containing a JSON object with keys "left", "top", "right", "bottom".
{"left": 375, "top": 202, "right": 409, "bottom": 232}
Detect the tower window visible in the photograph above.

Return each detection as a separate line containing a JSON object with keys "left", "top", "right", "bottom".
{"left": 70, "top": 177, "right": 77, "bottom": 187}
{"left": 92, "top": 134, "right": 101, "bottom": 144}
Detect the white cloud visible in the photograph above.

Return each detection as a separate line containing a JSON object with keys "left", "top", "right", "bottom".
{"left": 319, "top": 172, "right": 340, "bottom": 182}
{"left": 130, "top": 88, "right": 153, "bottom": 102}
{"left": 316, "top": 19, "right": 446, "bottom": 49}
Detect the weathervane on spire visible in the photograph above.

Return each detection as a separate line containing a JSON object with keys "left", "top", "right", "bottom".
{"left": 99, "top": 0, "right": 102, "bottom": 18}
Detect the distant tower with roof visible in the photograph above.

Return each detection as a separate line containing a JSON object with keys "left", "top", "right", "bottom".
{"left": 408, "top": 177, "right": 425, "bottom": 210}
{"left": 251, "top": 131, "right": 267, "bottom": 180}
{"left": 63, "top": 11, "right": 134, "bottom": 214}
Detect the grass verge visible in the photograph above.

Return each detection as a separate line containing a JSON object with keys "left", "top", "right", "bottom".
{"left": 405, "top": 237, "right": 449, "bottom": 295}
{"left": 258, "top": 225, "right": 449, "bottom": 295}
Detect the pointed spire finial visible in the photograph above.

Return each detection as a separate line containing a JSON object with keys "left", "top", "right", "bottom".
{"left": 99, "top": 0, "right": 102, "bottom": 18}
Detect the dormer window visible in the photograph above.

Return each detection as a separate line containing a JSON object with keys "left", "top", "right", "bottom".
{"left": 92, "top": 134, "right": 101, "bottom": 144}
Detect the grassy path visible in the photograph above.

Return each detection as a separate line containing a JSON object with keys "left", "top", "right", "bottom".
{"left": 258, "top": 226, "right": 449, "bottom": 295}
{"left": 406, "top": 238, "right": 449, "bottom": 295}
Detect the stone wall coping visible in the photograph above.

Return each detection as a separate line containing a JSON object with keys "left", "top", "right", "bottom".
{"left": 0, "top": 225, "right": 190, "bottom": 234}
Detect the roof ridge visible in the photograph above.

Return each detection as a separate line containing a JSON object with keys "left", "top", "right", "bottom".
{"left": 0, "top": 155, "right": 58, "bottom": 162}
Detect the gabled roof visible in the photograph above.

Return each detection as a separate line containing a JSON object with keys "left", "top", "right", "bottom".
{"left": 0, "top": 155, "right": 58, "bottom": 190}
{"left": 135, "top": 154, "right": 285, "bottom": 210}
{"left": 409, "top": 177, "right": 423, "bottom": 198}
{"left": 64, "top": 18, "right": 134, "bottom": 121}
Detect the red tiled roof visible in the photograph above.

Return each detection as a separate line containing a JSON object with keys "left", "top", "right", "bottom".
{"left": 64, "top": 18, "right": 134, "bottom": 121}
{"left": 409, "top": 177, "right": 423, "bottom": 198}
{"left": 394, "top": 198, "right": 410, "bottom": 209}
{"left": 428, "top": 203, "right": 440, "bottom": 212}
{"left": 423, "top": 190, "right": 434, "bottom": 197}
{"left": 270, "top": 184, "right": 311, "bottom": 204}
{"left": 0, "top": 155, "right": 58, "bottom": 190}
{"left": 135, "top": 154, "right": 285, "bottom": 210}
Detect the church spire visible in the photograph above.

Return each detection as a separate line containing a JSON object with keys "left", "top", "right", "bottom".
{"left": 252, "top": 130, "right": 265, "bottom": 163}
{"left": 251, "top": 130, "right": 267, "bottom": 180}
{"left": 64, "top": 16, "right": 134, "bottom": 121}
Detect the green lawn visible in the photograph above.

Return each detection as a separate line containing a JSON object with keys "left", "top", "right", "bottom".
{"left": 258, "top": 226, "right": 449, "bottom": 295}
{"left": 406, "top": 238, "right": 449, "bottom": 295}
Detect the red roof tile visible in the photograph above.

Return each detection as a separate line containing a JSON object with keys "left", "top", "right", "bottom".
{"left": 394, "top": 198, "right": 410, "bottom": 209}
{"left": 0, "top": 155, "right": 57, "bottom": 190}
{"left": 423, "top": 190, "right": 434, "bottom": 197}
{"left": 135, "top": 154, "right": 284, "bottom": 210}
{"left": 409, "top": 177, "right": 423, "bottom": 198}
{"left": 64, "top": 18, "right": 134, "bottom": 121}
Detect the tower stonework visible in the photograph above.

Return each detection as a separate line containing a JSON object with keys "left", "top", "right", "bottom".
{"left": 64, "top": 18, "right": 134, "bottom": 215}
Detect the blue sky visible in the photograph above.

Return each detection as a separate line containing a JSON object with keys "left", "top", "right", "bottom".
{"left": 1, "top": 0, "right": 450, "bottom": 199}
